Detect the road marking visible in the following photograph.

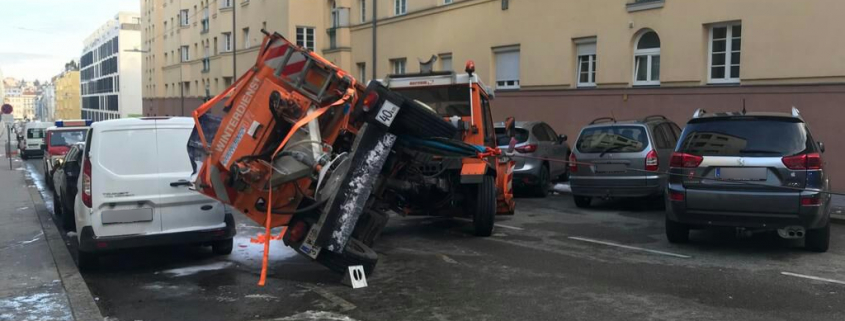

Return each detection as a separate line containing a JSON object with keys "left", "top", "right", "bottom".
{"left": 302, "top": 285, "right": 357, "bottom": 311}
{"left": 781, "top": 272, "right": 845, "bottom": 286}
{"left": 568, "top": 236, "right": 691, "bottom": 259}
{"left": 452, "top": 218, "right": 524, "bottom": 230}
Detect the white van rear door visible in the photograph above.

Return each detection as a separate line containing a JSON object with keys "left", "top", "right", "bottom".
{"left": 155, "top": 119, "right": 226, "bottom": 233}
{"left": 92, "top": 123, "right": 163, "bottom": 237}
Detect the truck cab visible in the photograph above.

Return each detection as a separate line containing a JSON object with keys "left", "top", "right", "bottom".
{"left": 43, "top": 120, "right": 92, "bottom": 189}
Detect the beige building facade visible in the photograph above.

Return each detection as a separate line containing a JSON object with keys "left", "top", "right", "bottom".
{"left": 53, "top": 71, "right": 81, "bottom": 120}
{"left": 6, "top": 92, "right": 36, "bottom": 120}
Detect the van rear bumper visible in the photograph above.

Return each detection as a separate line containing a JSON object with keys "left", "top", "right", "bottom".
{"left": 78, "top": 213, "right": 236, "bottom": 252}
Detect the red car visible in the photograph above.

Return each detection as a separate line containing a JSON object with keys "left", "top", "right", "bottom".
{"left": 43, "top": 120, "right": 91, "bottom": 190}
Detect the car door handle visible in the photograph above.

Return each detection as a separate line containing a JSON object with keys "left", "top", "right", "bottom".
{"left": 169, "top": 180, "right": 192, "bottom": 187}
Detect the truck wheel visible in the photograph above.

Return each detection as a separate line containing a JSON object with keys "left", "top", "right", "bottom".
{"left": 573, "top": 195, "right": 591, "bottom": 208}
{"left": 805, "top": 223, "right": 830, "bottom": 252}
{"left": 212, "top": 238, "right": 234, "bottom": 255}
{"left": 473, "top": 175, "right": 496, "bottom": 237}
{"left": 665, "top": 217, "right": 690, "bottom": 244}
{"left": 316, "top": 238, "right": 378, "bottom": 276}
{"left": 390, "top": 99, "right": 456, "bottom": 139}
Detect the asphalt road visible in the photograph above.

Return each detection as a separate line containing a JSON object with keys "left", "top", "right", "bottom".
{"left": 26, "top": 159, "right": 845, "bottom": 321}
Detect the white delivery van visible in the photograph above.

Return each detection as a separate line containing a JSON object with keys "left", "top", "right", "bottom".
{"left": 72, "top": 117, "right": 235, "bottom": 269}
{"left": 20, "top": 121, "right": 54, "bottom": 159}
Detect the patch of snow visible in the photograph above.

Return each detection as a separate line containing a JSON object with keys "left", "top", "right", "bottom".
{"left": 161, "top": 261, "right": 232, "bottom": 277}
{"left": 216, "top": 296, "right": 238, "bottom": 302}
{"left": 0, "top": 292, "right": 72, "bottom": 321}
{"left": 228, "top": 229, "right": 297, "bottom": 267}
{"left": 19, "top": 232, "right": 43, "bottom": 245}
{"left": 273, "top": 311, "right": 359, "bottom": 321}
{"left": 65, "top": 232, "right": 77, "bottom": 238}
{"left": 244, "top": 294, "right": 279, "bottom": 300}
{"left": 553, "top": 183, "right": 571, "bottom": 194}
{"left": 15, "top": 206, "right": 29, "bottom": 211}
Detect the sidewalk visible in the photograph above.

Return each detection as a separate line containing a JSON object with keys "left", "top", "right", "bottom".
{"left": 0, "top": 153, "right": 102, "bottom": 320}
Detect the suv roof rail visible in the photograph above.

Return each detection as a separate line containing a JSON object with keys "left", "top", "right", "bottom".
{"left": 642, "top": 115, "right": 667, "bottom": 122}
{"left": 791, "top": 106, "right": 801, "bottom": 117}
{"left": 692, "top": 109, "right": 707, "bottom": 118}
{"left": 589, "top": 117, "right": 616, "bottom": 125}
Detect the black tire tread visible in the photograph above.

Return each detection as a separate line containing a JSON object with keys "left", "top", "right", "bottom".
{"left": 573, "top": 195, "right": 591, "bottom": 208}
{"left": 473, "top": 175, "right": 496, "bottom": 237}
{"left": 805, "top": 223, "right": 830, "bottom": 252}
{"left": 212, "top": 238, "right": 234, "bottom": 255}
{"left": 665, "top": 217, "right": 690, "bottom": 244}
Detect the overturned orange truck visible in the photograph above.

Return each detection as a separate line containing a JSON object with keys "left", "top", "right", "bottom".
{"left": 188, "top": 31, "right": 516, "bottom": 281}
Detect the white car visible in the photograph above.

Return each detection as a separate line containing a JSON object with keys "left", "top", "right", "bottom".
{"left": 72, "top": 117, "right": 235, "bottom": 269}
{"left": 19, "top": 121, "right": 53, "bottom": 159}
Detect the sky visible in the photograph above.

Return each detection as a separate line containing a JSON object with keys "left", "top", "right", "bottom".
{"left": 0, "top": 0, "right": 140, "bottom": 82}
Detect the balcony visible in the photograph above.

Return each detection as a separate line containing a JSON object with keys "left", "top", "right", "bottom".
{"left": 324, "top": 27, "right": 350, "bottom": 52}
{"left": 627, "top": 0, "right": 664, "bottom": 12}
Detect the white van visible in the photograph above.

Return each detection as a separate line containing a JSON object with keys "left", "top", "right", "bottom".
{"left": 20, "top": 121, "right": 53, "bottom": 159}
{"left": 72, "top": 117, "right": 235, "bottom": 269}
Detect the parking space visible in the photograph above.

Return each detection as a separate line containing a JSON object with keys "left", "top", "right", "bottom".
{"left": 25, "top": 159, "right": 845, "bottom": 321}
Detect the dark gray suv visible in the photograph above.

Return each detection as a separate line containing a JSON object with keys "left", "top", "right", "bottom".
{"left": 666, "top": 108, "right": 830, "bottom": 252}
{"left": 570, "top": 115, "right": 681, "bottom": 207}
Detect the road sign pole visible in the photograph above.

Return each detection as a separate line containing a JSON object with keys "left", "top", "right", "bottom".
{"left": 7, "top": 126, "right": 12, "bottom": 170}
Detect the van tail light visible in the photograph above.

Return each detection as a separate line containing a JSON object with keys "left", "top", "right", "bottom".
{"left": 782, "top": 153, "right": 822, "bottom": 170}
{"left": 82, "top": 157, "right": 92, "bottom": 208}
{"left": 670, "top": 152, "right": 703, "bottom": 168}
{"left": 668, "top": 190, "right": 685, "bottom": 202}
{"left": 569, "top": 153, "right": 578, "bottom": 173}
{"left": 515, "top": 144, "right": 537, "bottom": 153}
{"left": 288, "top": 221, "right": 308, "bottom": 243}
{"left": 645, "top": 150, "right": 659, "bottom": 172}
{"left": 361, "top": 91, "right": 380, "bottom": 112}
{"left": 800, "top": 194, "right": 822, "bottom": 206}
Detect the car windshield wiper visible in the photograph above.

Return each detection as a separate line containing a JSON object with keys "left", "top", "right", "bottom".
{"left": 599, "top": 146, "right": 625, "bottom": 157}
{"left": 739, "top": 149, "right": 782, "bottom": 155}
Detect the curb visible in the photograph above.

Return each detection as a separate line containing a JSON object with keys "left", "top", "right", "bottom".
{"left": 23, "top": 172, "right": 104, "bottom": 321}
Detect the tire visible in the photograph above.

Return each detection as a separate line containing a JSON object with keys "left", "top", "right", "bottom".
{"left": 805, "top": 223, "right": 830, "bottom": 252}
{"left": 316, "top": 238, "right": 378, "bottom": 276}
{"left": 61, "top": 203, "right": 76, "bottom": 232}
{"left": 212, "top": 238, "right": 234, "bottom": 255}
{"left": 390, "top": 99, "right": 457, "bottom": 139}
{"left": 573, "top": 195, "right": 592, "bottom": 208}
{"left": 52, "top": 190, "right": 62, "bottom": 217}
{"left": 473, "top": 175, "right": 496, "bottom": 237}
{"left": 665, "top": 217, "right": 690, "bottom": 244}
{"left": 76, "top": 248, "right": 98, "bottom": 271}
{"left": 532, "top": 164, "right": 550, "bottom": 198}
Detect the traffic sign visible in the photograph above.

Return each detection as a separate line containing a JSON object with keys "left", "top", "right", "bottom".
{"left": 1, "top": 104, "right": 12, "bottom": 114}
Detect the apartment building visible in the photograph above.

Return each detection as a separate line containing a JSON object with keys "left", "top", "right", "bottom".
{"left": 80, "top": 12, "right": 143, "bottom": 121}
{"left": 6, "top": 91, "right": 36, "bottom": 120}
{"left": 140, "top": 0, "right": 330, "bottom": 116}
{"left": 36, "top": 84, "right": 55, "bottom": 121}
{"left": 53, "top": 70, "right": 82, "bottom": 120}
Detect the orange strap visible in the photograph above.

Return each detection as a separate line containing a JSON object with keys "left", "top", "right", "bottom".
{"left": 258, "top": 86, "right": 356, "bottom": 286}
{"left": 477, "top": 147, "right": 503, "bottom": 159}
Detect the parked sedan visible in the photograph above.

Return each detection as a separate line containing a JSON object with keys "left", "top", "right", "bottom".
{"left": 496, "top": 121, "right": 570, "bottom": 197}
{"left": 52, "top": 142, "right": 84, "bottom": 231}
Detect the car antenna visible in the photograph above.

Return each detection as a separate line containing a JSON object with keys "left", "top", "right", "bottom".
{"left": 742, "top": 98, "right": 747, "bottom": 115}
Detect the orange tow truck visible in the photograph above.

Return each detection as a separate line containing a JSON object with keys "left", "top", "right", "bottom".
{"left": 189, "top": 31, "right": 515, "bottom": 282}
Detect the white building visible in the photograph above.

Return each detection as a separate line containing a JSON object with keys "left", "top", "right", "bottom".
{"left": 0, "top": 68, "right": 5, "bottom": 105}
{"left": 80, "top": 12, "right": 142, "bottom": 121}
{"left": 37, "top": 84, "right": 56, "bottom": 121}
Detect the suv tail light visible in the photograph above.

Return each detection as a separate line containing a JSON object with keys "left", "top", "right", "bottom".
{"left": 670, "top": 152, "right": 703, "bottom": 168}
{"left": 361, "top": 91, "right": 380, "bottom": 112}
{"left": 515, "top": 144, "right": 537, "bottom": 153}
{"left": 288, "top": 221, "right": 308, "bottom": 243}
{"left": 82, "top": 157, "right": 92, "bottom": 208}
{"left": 782, "top": 153, "right": 822, "bottom": 170}
{"left": 800, "top": 194, "right": 822, "bottom": 206}
{"left": 668, "top": 190, "right": 685, "bottom": 202}
{"left": 645, "top": 150, "right": 659, "bottom": 172}
{"left": 569, "top": 153, "right": 578, "bottom": 173}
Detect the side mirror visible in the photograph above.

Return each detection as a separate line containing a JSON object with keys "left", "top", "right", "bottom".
{"left": 504, "top": 116, "right": 516, "bottom": 138}
{"left": 558, "top": 134, "right": 568, "bottom": 143}
{"left": 818, "top": 141, "right": 825, "bottom": 153}
{"left": 54, "top": 158, "right": 65, "bottom": 168}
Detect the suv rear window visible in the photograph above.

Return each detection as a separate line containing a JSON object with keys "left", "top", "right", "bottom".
{"left": 27, "top": 128, "right": 45, "bottom": 139}
{"left": 576, "top": 125, "right": 649, "bottom": 153}
{"left": 495, "top": 128, "right": 529, "bottom": 146}
{"left": 678, "top": 118, "right": 811, "bottom": 157}
{"left": 391, "top": 86, "right": 471, "bottom": 117}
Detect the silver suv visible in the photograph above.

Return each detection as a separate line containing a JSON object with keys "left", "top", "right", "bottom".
{"left": 569, "top": 115, "right": 681, "bottom": 207}
{"left": 665, "top": 108, "right": 830, "bottom": 252}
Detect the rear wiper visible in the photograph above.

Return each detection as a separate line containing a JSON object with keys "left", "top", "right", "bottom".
{"left": 599, "top": 146, "right": 624, "bottom": 157}
{"left": 739, "top": 149, "right": 782, "bottom": 155}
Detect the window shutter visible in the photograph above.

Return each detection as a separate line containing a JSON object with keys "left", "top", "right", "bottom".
{"left": 496, "top": 50, "right": 520, "bottom": 81}
{"left": 577, "top": 42, "right": 596, "bottom": 56}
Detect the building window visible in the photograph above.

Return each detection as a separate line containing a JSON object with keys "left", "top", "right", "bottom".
{"left": 633, "top": 31, "right": 660, "bottom": 86}
{"left": 357, "top": 63, "right": 366, "bottom": 82}
{"left": 181, "top": 45, "right": 189, "bottom": 61}
{"left": 439, "top": 53, "right": 453, "bottom": 71}
{"left": 331, "top": 1, "right": 340, "bottom": 28}
{"left": 220, "top": 0, "right": 233, "bottom": 8}
{"left": 180, "top": 9, "right": 189, "bottom": 26}
{"left": 494, "top": 47, "right": 520, "bottom": 89}
{"left": 709, "top": 23, "right": 741, "bottom": 83}
{"left": 576, "top": 39, "right": 597, "bottom": 87}
{"left": 222, "top": 32, "right": 232, "bottom": 52}
{"left": 243, "top": 28, "right": 250, "bottom": 49}
{"left": 445, "top": 0, "right": 453, "bottom": 4}
{"left": 360, "top": 0, "right": 367, "bottom": 22}
{"left": 296, "top": 27, "right": 315, "bottom": 50}
{"left": 394, "top": 0, "right": 407, "bottom": 15}
{"left": 391, "top": 58, "right": 406, "bottom": 74}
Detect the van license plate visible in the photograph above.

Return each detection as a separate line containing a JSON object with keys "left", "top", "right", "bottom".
{"left": 595, "top": 164, "right": 627, "bottom": 174}
{"left": 716, "top": 167, "right": 767, "bottom": 181}
{"left": 375, "top": 101, "right": 400, "bottom": 128}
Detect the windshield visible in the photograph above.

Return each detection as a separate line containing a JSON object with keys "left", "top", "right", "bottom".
{"left": 391, "top": 86, "right": 471, "bottom": 117}
{"left": 495, "top": 128, "right": 529, "bottom": 146}
{"left": 27, "top": 128, "right": 45, "bottom": 139}
{"left": 678, "top": 118, "right": 810, "bottom": 157}
{"left": 49, "top": 129, "right": 87, "bottom": 147}
{"left": 576, "top": 125, "right": 649, "bottom": 153}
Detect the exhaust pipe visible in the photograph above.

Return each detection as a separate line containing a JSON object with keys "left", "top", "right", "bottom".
{"left": 777, "top": 226, "right": 806, "bottom": 239}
